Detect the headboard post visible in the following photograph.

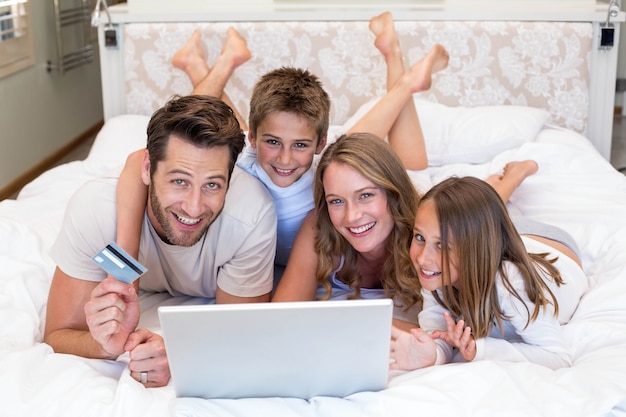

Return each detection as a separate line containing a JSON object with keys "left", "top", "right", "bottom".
{"left": 588, "top": 22, "right": 622, "bottom": 160}
{"left": 98, "top": 24, "right": 126, "bottom": 121}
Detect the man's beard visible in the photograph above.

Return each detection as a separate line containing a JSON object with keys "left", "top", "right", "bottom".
{"left": 149, "top": 186, "right": 217, "bottom": 247}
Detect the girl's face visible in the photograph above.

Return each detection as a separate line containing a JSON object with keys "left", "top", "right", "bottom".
{"left": 323, "top": 162, "right": 394, "bottom": 257}
{"left": 410, "top": 199, "right": 459, "bottom": 291}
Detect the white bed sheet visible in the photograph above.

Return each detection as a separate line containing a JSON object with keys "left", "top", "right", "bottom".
{"left": 1, "top": 117, "right": 626, "bottom": 417}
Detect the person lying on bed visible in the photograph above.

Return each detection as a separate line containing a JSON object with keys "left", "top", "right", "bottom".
{"left": 271, "top": 133, "right": 422, "bottom": 327}
{"left": 114, "top": 12, "right": 450, "bottom": 283}
{"left": 43, "top": 95, "right": 277, "bottom": 388}
{"left": 270, "top": 134, "right": 538, "bottom": 327}
{"left": 268, "top": 12, "right": 537, "bottom": 319}
{"left": 389, "top": 176, "right": 589, "bottom": 370}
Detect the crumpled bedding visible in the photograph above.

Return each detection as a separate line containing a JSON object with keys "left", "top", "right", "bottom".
{"left": 1, "top": 117, "right": 625, "bottom": 417}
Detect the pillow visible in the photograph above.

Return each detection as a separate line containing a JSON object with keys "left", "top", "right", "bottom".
{"left": 86, "top": 114, "right": 150, "bottom": 170}
{"left": 341, "top": 98, "right": 550, "bottom": 167}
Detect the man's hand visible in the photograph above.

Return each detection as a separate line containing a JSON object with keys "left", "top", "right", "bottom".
{"left": 390, "top": 325, "right": 438, "bottom": 371}
{"left": 431, "top": 311, "right": 476, "bottom": 361}
{"left": 84, "top": 276, "right": 140, "bottom": 358}
{"left": 126, "top": 328, "right": 171, "bottom": 387}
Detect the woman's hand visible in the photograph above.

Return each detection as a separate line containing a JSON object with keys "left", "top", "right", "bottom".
{"left": 390, "top": 325, "right": 437, "bottom": 370}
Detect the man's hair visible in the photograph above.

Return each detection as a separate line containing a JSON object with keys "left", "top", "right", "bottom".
{"left": 146, "top": 95, "right": 245, "bottom": 178}
{"left": 248, "top": 67, "right": 330, "bottom": 144}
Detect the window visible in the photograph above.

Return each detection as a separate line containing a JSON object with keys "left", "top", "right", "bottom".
{"left": 0, "top": 0, "right": 34, "bottom": 79}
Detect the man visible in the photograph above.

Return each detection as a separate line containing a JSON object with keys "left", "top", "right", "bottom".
{"left": 43, "top": 95, "right": 277, "bottom": 387}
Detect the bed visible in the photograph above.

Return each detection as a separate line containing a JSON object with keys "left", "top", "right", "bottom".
{"left": 2, "top": 4, "right": 626, "bottom": 417}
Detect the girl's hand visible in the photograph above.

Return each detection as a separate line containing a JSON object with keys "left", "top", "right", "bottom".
{"left": 431, "top": 311, "right": 476, "bottom": 361}
{"left": 390, "top": 325, "right": 437, "bottom": 370}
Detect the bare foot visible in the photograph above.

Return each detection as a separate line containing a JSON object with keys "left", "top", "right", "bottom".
{"left": 172, "top": 29, "right": 209, "bottom": 87}
{"left": 369, "top": 11, "right": 400, "bottom": 58}
{"left": 191, "top": 27, "right": 251, "bottom": 97}
{"left": 503, "top": 160, "right": 539, "bottom": 179}
{"left": 486, "top": 160, "right": 538, "bottom": 185}
{"left": 217, "top": 27, "right": 251, "bottom": 71}
{"left": 486, "top": 160, "right": 538, "bottom": 203}
{"left": 404, "top": 43, "right": 449, "bottom": 93}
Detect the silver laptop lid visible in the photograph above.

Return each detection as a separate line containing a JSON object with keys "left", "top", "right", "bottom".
{"left": 158, "top": 298, "right": 393, "bottom": 399}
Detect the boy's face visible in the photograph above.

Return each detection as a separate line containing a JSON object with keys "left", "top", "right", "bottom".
{"left": 248, "top": 111, "right": 326, "bottom": 188}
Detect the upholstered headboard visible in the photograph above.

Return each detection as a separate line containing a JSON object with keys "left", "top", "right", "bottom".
{"left": 123, "top": 20, "right": 592, "bottom": 133}
{"left": 98, "top": 5, "right": 622, "bottom": 160}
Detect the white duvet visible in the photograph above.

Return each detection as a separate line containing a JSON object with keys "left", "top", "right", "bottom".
{"left": 1, "top": 115, "right": 626, "bottom": 417}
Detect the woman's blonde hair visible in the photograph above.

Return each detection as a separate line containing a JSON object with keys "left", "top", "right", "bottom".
{"left": 314, "top": 133, "right": 420, "bottom": 309}
{"left": 420, "top": 176, "right": 564, "bottom": 338}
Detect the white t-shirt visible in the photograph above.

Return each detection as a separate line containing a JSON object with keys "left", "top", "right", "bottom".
{"left": 237, "top": 129, "right": 344, "bottom": 266}
{"left": 238, "top": 147, "right": 314, "bottom": 266}
{"left": 419, "top": 236, "right": 589, "bottom": 369}
{"left": 50, "top": 167, "right": 277, "bottom": 299}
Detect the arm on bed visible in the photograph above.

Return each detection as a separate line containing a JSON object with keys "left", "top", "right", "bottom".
{"left": 417, "top": 287, "right": 572, "bottom": 370}
{"left": 271, "top": 211, "right": 319, "bottom": 302}
{"left": 116, "top": 149, "right": 149, "bottom": 261}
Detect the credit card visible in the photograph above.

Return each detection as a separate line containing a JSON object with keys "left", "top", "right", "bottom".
{"left": 92, "top": 241, "right": 147, "bottom": 284}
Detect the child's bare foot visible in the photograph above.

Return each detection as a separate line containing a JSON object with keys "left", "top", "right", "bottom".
{"left": 191, "top": 27, "right": 251, "bottom": 97}
{"left": 172, "top": 29, "right": 209, "bottom": 86}
{"left": 503, "top": 160, "right": 539, "bottom": 180}
{"left": 486, "top": 160, "right": 538, "bottom": 185}
{"left": 369, "top": 11, "right": 400, "bottom": 59}
{"left": 405, "top": 43, "right": 449, "bottom": 93}
{"left": 486, "top": 160, "right": 538, "bottom": 203}
{"left": 217, "top": 27, "right": 251, "bottom": 71}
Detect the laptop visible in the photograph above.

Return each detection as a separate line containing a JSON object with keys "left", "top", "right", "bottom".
{"left": 158, "top": 298, "right": 393, "bottom": 399}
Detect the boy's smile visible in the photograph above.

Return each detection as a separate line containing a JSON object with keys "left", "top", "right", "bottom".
{"left": 249, "top": 111, "right": 326, "bottom": 188}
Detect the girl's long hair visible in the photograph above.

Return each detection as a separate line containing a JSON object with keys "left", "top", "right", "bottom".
{"left": 422, "top": 176, "right": 563, "bottom": 338}
{"left": 314, "top": 133, "right": 420, "bottom": 309}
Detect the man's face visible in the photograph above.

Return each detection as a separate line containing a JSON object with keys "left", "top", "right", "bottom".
{"left": 142, "top": 135, "right": 230, "bottom": 246}
{"left": 248, "top": 111, "right": 326, "bottom": 188}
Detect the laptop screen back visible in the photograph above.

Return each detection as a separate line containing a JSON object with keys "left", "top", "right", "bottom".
{"left": 158, "top": 299, "right": 393, "bottom": 399}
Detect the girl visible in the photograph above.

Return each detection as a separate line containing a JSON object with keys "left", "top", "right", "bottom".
{"left": 390, "top": 176, "right": 588, "bottom": 370}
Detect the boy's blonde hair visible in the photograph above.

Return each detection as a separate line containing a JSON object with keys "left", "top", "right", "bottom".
{"left": 248, "top": 67, "right": 330, "bottom": 144}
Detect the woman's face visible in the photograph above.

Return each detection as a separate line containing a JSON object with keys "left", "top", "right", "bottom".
{"left": 323, "top": 162, "right": 394, "bottom": 257}
{"left": 410, "top": 199, "right": 459, "bottom": 291}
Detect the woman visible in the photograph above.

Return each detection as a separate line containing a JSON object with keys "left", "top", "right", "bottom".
{"left": 390, "top": 176, "right": 588, "bottom": 370}
{"left": 272, "top": 133, "right": 422, "bottom": 326}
